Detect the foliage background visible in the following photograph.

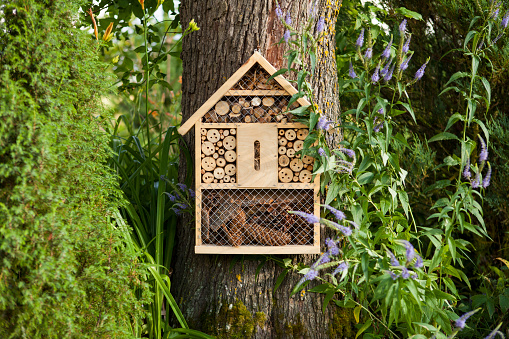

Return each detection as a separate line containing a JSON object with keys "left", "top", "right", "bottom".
{"left": 0, "top": 0, "right": 148, "bottom": 337}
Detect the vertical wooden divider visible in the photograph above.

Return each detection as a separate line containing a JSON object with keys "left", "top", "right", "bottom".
{"left": 195, "top": 122, "right": 202, "bottom": 246}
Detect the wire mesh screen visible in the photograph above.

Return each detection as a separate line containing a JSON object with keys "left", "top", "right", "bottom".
{"left": 201, "top": 64, "right": 300, "bottom": 124}
{"left": 200, "top": 189, "right": 315, "bottom": 246}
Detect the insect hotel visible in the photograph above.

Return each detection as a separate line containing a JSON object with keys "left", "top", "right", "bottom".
{"left": 178, "top": 52, "right": 320, "bottom": 254}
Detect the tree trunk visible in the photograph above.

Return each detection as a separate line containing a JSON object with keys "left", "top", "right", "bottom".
{"left": 174, "top": 1, "right": 350, "bottom": 337}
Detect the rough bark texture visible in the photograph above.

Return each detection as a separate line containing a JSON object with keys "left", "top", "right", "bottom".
{"left": 175, "top": 1, "right": 349, "bottom": 337}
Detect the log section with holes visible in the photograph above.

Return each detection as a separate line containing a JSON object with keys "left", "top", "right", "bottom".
{"left": 200, "top": 128, "right": 237, "bottom": 184}
{"left": 277, "top": 128, "right": 315, "bottom": 184}
{"left": 201, "top": 95, "right": 301, "bottom": 124}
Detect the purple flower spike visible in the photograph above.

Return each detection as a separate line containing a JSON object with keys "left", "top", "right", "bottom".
{"left": 333, "top": 262, "right": 349, "bottom": 276}
{"left": 380, "top": 58, "right": 393, "bottom": 77}
{"left": 371, "top": 64, "right": 380, "bottom": 83}
{"left": 400, "top": 54, "right": 413, "bottom": 71}
{"left": 345, "top": 220, "right": 359, "bottom": 229}
{"left": 463, "top": 157, "right": 472, "bottom": 179}
{"left": 402, "top": 34, "right": 411, "bottom": 53}
{"left": 356, "top": 28, "right": 365, "bottom": 48}
{"left": 484, "top": 324, "right": 504, "bottom": 339}
{"left": 285, "top": 13, "right": 292, "bottom": 25}
{"left": 177, "top": 183, "right": 187, "bottom": 190}
{"left": 275, "top": 4, "right": 282, "bottom": 18}
{"left": 165, "top": 192, "right": 178, "bottom": 201}
{"left": 388, "top": 250, "right": 400, "bottom": 267}
{"left": 415, "top": 255, "right": 423, "bottom": 268}
{"left": 384, "top": 63, "right": 395, "bottom": 82}
{"left": 401, "top": 267, "right": 410, "bottom": 279}
{"left": 317, "top": 116, "right": 332, "bottom": 130}
{"left": 478, "top": 135, "right": 488, "bottom": 162}
{"left": 493, "top": 5, "right": 501, "bottom": 19}
{"left": 414, "top": 60, "right": 429, "bottom": 81}
{"left": 472, "top": 173, "right": 480, "bottom": 188}
{"left": 284, "top": 29, "right": 291, "bottom": 43}
{"left": 483, "top": 162, "right": 492, "bottom": 188}
{"left": 389, "top": 271, "right": 399, "bottom": 280}
{"left": 382, "top": 37, "right": 393, "bottom": 59}
{"left": 188, "top": 189, "right": 196, "bottom": 198}
{"left": 399, "top": 19, "right": 407, "bottom": 34}
{"left": 399, "top": 240, "right": 415, "bottom": 264}
{"left": 320, "top": 252, "right": 331, "bottom": 264}
{"left": 502, "top": 10, "right": 509, "bottom": 28}
{"left": 340, "top": 148, "right": 355, "bottom": 159}
{"left": 364, "top": 47, "right": 373, "bottom": 59}
{"left": 324, "top": 205, "right": 346, "bottom": 221}
{"left": 325, "top": 238, "right": 340, "bottom": 256}
{"left": 455, "top": 309, "right": 479, "bottom": 329}
{"left": 349, "top": 62, "right": 357, "bottom": 78}
{"left": 318, "top": 147, "right": 326, "bottom": 157}
{"left": 303, "top": 268, "right": 318, "bottom": 281}
{"left": 291, "top": 211, "right": 320, "bottom": 224}
{"left": 317, "top": 16, "right": 325, "bottom": 33}
{"left": 374, "top": 122, "right": 383, "bottom": 133}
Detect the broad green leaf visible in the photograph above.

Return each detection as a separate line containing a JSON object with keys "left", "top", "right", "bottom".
{"left": 398, "top": 190, "right": 409, "bottom": 217}
{"left": 444, "top": 113, "right": 464, "bottom": 132}
{"left": 444, "top": 72, "right": 469, "bottom": 88}
{"left": 428, "top": 132, "right": 459, "bottom": 143}
{"left": 395, "top": 7, "right": 423, "bottom": 20}
{"left": 355, "top": 319, "right": 372, "bottom": 339}
{"left": 353, "top": 305, "right": 362, "bottom": 323}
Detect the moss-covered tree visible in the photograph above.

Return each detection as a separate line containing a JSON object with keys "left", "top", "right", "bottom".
{"left": 0, "top": 1, "right": 146, "bottom": 337}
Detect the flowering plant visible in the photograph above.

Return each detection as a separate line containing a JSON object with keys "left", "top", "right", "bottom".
{"left": 275, "top": 2, "right": 506, "bottom": 337}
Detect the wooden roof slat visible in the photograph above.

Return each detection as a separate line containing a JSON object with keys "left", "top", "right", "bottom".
{"left": 178, "top": 52, "right": 311, "bottom": 136}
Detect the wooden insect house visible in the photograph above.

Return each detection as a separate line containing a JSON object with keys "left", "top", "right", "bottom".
{"left": 178, "top": 52, "right": 320, "bottom": 254}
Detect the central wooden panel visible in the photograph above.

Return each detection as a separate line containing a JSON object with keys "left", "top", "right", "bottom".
{"left": 237, "top": 124, "right": 277, "bottom": 187}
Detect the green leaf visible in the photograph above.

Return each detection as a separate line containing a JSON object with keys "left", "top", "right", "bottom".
{"left": 500, "top": 295, "right": 509, "bottom": 313}
{"left": 353, "top": 305, "right": 362, "bottom": 323}
{"left": 274, "top": 269, "right": 288, "bottom": 291}
{"left": 357, "top": 172, "right": 374, "bottom": 185}
{"left": 395, "top": 7, "right": 423, "bottom": 20}
{"left": 355, "top": 319, "right": 372, "bottom": 339}
{"left": 268, "top": 68, "right": 288, "bottom": 82}
{"left": 398, "top": 190, "right": 409, "bottom": 217}
{"left": 480, "top": 76, "right": 491, "bottom": 109}
{"left": 464, "top": 30, "right": 477, "bottom": 50}
{"left": 428, "top": 132, "right": 459, "bottom": 143}
{"left": 444, "top": 71, "right": 469, "bottom": 88}
{"left": 444, "top": 113, "right": 464, "bottom": 132}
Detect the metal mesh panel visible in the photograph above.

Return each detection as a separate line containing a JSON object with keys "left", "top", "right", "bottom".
{"left": 201, "top": 64, "right": 300, "bottom": 124}
{"left": 200, "top": 189, "right": 315, "bottom": 246}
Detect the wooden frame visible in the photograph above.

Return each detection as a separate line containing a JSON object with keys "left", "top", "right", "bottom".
{"left": 185, "top": 52, "right": 320, "bottom": 254}
{"left": 178, "top": 52, "right": 311, "bottom": 137}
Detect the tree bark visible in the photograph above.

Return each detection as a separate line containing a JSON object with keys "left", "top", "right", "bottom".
{"left": 175, "top": 1, "right": 349, "bottom": 337}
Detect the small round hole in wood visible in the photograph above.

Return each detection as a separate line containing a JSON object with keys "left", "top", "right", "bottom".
{"left": 225, "top": 150, "right": 236, "bottom": 162}
{"left": 299, "top": 170, "right": 312, "bottom": 183}
{"left": 201, "top": 157, "right": 216, "bottom": 171}
{"left": 278, "top": 168, "right": 293, "bottom": 183}
{"left": 201, "top": 142, "right": 215, "bottom": 156}
{"left": 223, "top": 136, "right": 236, "bottom": 150}
{"left": 207, "top": 129, "right": 220, "bottom": 143}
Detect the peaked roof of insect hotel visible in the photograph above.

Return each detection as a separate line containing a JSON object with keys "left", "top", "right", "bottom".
{"left": 178, "top": 51, "right": 311, "bottom": 136}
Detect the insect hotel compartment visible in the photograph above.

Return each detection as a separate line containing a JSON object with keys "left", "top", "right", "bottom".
{"left": 200, "top": 128, "right": 237, "bottom": 184}
{"left": 199, "top": 189, "right": 315, "bottom": 247}
{"left": 277, "top": 128, "right": 314, "bottom": 184}
{"left": 180, "top": 52, "right": 320, "bottom": 254}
